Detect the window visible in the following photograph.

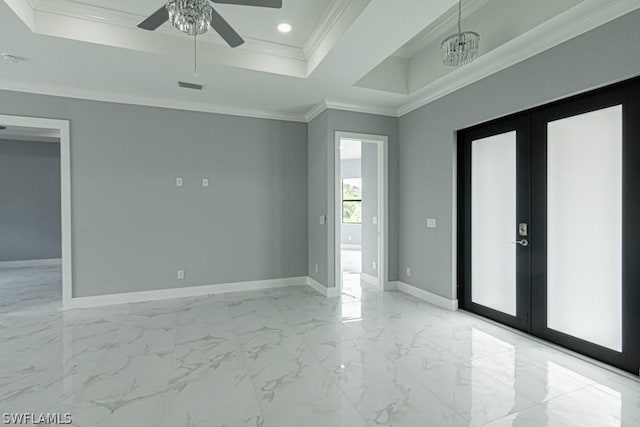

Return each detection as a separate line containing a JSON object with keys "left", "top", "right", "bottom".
{"left": 342, "top": 178, "right": 362, "bottom": 223}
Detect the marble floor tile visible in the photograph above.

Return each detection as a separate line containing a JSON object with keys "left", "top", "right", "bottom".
{"left": 0, "top": 266, "right": 638, "bottom": 427}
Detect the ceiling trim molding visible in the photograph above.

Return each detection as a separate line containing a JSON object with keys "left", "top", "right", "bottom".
{"left": 397, "top": 0, "right": 640, "bottom": 117}
{"left": 304, "top": 99, "right": 398, "bottom": 122}
{"left": 394, "top": 0, "right": 492, "bottom": 59}
{"left": 303, "top": 0, "right": 352, "bottom": 58}
{"left": 0, "top": 80, "right": 307, "bottom": 123}
{"left": 304, "top": 101, "right": 328, "bottom": 122}
{"left": 32, "top": 0, "right": 307, "bottom": 61}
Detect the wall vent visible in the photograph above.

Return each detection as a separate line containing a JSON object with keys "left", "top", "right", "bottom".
{"left": 178, "top": 81, "right": 204, "bottom": 91}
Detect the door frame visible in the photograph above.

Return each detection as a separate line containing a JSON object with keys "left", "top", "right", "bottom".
{"left": 334, "top": 131, "right": 388, "bottom": 293}
{"left": 457, "top": 114, "right": 532, "bottom": 332}
{"left": 0, "top": 114, "right": 73, "bottom": 308}
{"left": 529, "top": 83, "right": 640, "bottom": 374}
{"left": 456, "top": 77, "right": 640, "bottom": 375}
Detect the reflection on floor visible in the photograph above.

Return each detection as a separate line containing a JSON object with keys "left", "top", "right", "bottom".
{"left": 1, "top": 266, "right": 638, "bottom": 426}
{"left": 341, "top": 247, "right": 363, "bottom": 302}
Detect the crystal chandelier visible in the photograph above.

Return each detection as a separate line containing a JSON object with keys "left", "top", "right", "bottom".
{"left": 166, "top": 0, "right": 212, "bottom": 36}
{"left": 441, "top": 0, "right": 480, "bottom": 67}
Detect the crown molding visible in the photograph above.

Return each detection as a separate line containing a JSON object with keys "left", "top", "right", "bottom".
{"left": 394, "top": 0, "right": 491, "bottom": 59}
{"left": 0, "top": 80, "right": 307, "bottom": 123}
{"left": 33, "top": 0, "right": 307, "bottom": 61}
{"left": 304, "top": 100, "right": 329, "bottom": 122}
{"left": 303, "top": 0, "right": 352, "bottom": 58}
{"left": 10, "top": 0, "right": 362, "bottom": 72}
{"left": 304, "top": 99, "right": 398, "bottom": 122}
{"left": 397, "top": 0, "right": 640, "bottom": 117}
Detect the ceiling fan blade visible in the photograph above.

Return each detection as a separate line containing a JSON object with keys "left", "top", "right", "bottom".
{"left": 137, "top": 6, "right": 169, "bottom": 31}
{"left": 210, "top": 8, "right": 245, "bottom": 47}
{"left": 211, "top": 0, "right": 282, "bottom": 8}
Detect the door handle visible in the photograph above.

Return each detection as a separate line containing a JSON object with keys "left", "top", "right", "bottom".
{"left": 511, "top": 239, "right": 529, "bottom": 247}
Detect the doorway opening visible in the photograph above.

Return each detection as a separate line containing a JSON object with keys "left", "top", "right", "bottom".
{"left": 0, "top": 115, "right": 72, "bottom": 311}
{"left": 334, "top": 132, "right": 388, "bottom": 299}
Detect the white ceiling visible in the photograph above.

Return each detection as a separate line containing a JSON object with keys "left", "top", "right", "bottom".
{"left": 1, "top": 0, "right": 638, "bottom": 121}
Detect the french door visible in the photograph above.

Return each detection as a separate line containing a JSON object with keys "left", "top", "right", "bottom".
{"left": 458, "top": 79, "right": 640, "bottom": 374}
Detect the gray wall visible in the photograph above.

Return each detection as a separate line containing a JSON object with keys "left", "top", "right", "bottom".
{"left": 340, "top": 158, "right": 361, "bottom": 246}
{"left": 0, "top": 139, "right": 61, "bottom": 262}
{"left": 308, "top": 109, "right": 399, "bottom": 288}
{"left": 398, "top": 10, "right": 640, "bottom": 300}
{"left": 361, "top": 142, "right": 378, "bottom": 277}
{"left": 308, "top": 110, "right": 329, "bottom": 285}
{"left": 0, "top": 91, "right": 308, "bottom": 297}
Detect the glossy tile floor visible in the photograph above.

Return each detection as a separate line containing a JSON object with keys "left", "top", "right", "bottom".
{"left": 1, "top": 266, "right": 638, "bottom": 426}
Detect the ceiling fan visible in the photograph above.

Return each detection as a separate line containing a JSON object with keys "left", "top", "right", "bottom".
{"left": 138, "top": 0, "right": 283, "bottom": 48}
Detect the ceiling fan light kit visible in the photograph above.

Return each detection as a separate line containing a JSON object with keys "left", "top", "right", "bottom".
{"left": 167, "top": 0, "right": 212, "bottom": 36}
{"left": 441, "top": 0, "right": 480, "bottom": 67}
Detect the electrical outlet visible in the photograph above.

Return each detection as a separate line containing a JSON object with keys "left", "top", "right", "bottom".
{"left": 319, "top": 215, "right": 326, "bottom": 225}
{"left": 202, "top": 178, "right": 209, "bottom": 187}
{"left": 314, "top": 264, "right": 319, "bottom": 273}
{"left": 176, "top": 177, "right": 183, "bottom": 187}
{"left": 406, "top": 267, "right": 411, "bottom": 277}
{"left": 427, "top": 218, "right": 437, "bottom": 228}
{"left": 177, "top": 270, "right": 185, "bottom": 280}
{"left": 372, "top": 261, "right": 377, "bottom": 270}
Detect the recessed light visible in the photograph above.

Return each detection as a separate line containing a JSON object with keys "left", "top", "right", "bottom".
{"left": 1, "top": 53, "right": 25, "bottom": 64}
{"left": 277, "top": 23, "right": 292, "bottom": 33}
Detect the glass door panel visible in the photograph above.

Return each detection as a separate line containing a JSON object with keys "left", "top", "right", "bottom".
{"left": 471, "top": 131, "right": 517, "bottom": 316}
{"left": 546, "top": 106, "right": 623, "bottom": 352}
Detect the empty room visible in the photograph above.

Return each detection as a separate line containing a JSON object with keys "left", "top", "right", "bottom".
{"left": 0, "top": 0, "right": 638, "bottom": 426}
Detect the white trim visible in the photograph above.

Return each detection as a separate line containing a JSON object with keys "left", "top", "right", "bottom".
{"left": 0, "top": 258, "right": 61, "bottom": 269}
{"left": 384, "top": 281, "right": 399, "bottom": 291}
{"left": 397, "top": 0, "right": 640, "bottom": 116}
{"left": 305, "top": 100, "right": 399, "bottom": 123}
{"left": 0, "top": 83, "right": 306, "bottom": 123}
{"left": 307, "top": 277, "right": 340, "bottom": 298}
{"left": 305, "top": 101, "right": 329, "bottom": 122}
{"left": 303, "top": 0, "right": 353, "bottom": 58}
{"left": 334, "top": 132, "right": 388, "bottom": 294}
{"left": 67, "top": 276, "right": 309, "bottom": 309}
{"left": 396, "top": 281, "right": 458, "bottom": 311}
{"left": 360, "top": 272, "right": 378, "bottom": 286}
{"left": 0, "top": 114, "right": 72, "bottom": 309}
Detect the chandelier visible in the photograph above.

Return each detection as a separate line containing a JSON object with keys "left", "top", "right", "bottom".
{"left": 441, "top": 0, "right": 480, "bottom": 67}
{"left": 166, "top": 0, "right": 212, "bottom": 36}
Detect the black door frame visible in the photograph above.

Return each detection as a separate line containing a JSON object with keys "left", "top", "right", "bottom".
{"left": 458, "top": 115, "right": 531, "bottom": 332}
{"left": 457, "top": 77, "right": 640, "bottom": 375}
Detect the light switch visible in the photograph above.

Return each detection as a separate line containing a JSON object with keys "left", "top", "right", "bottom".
{"left": 176, "top": 177, "right": 183, "bottom": 187}
{"left": 372, "top": 216, "right": 378, "bottom": 225}
{"left": 319, "top": 215, "right": 326, "bottom": 225}
{"left": 427, "top": 218, "right": 437, "bottom": 229}
{"left": 202, "top": 178, "right": 209, "bottom": 187}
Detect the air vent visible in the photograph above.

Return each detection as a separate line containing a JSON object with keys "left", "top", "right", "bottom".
{"left": 178, "top": 81, "right": 204, "bottom": 91}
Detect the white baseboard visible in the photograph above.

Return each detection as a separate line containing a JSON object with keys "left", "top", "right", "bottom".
{"left": 66, "top": 276, "right": 309, "bottom": 309}
{"left": 0, "top": 258, "right": 62, "bottom": 269}
{"left": 360, "top": 272, "right": 380, "bottom": 288}
{"left": 306, "top": 277, "right": 340, "bottom": 298}
{"left": 395, "top": 281, "right": 458, "bottom": 311}
{"left": 384, "top": 281, "right": 399, "bottom": 291}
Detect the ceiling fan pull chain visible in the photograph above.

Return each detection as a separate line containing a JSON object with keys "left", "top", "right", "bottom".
{"left": 193, "top": 33, "right": 199, "bottom": 76}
